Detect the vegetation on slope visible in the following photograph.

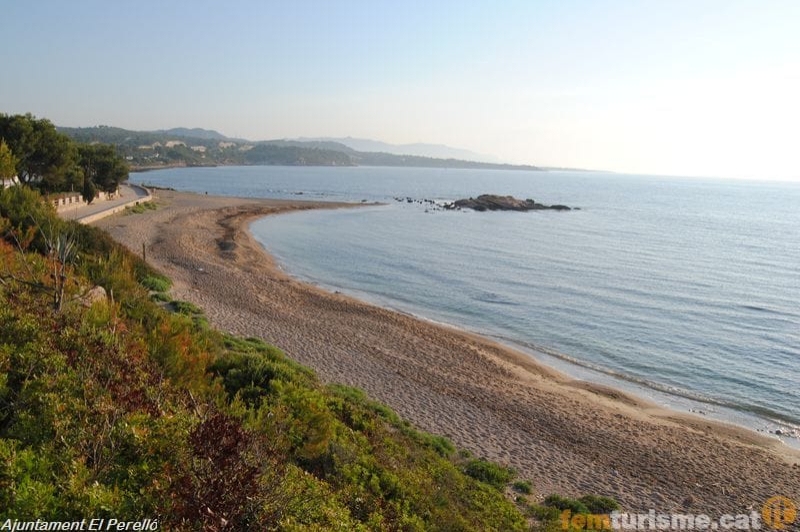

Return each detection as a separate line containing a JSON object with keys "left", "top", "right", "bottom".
{"left": 1, "top": 185, "right": 618, "bottom": 529}
{"left": 0, "top": 186, "right": 533, "bottom": 529}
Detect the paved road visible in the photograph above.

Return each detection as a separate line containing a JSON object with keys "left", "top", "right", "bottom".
{"left": 60, "top": 183, "right": 151, "bottom": 223}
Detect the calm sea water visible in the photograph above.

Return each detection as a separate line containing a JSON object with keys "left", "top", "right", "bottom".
{"left": 132, "top": 166, "right": 800, "bottom": 441}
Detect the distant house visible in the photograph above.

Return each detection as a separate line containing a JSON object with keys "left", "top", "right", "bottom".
{"left": 1, "top": 176, "right": 19, "bottom": 188}
{"left": 190, "top": 145, "right": 207, "bottom": 153}
{"left": 165, "top": 140, "right": 186, "bottom": 148}
{"left": 138, "top": 142, "right": 161, "bottom": 150}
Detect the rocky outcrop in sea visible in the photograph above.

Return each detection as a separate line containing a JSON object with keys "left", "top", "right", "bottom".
{"left": 444, "top": 194, "right": 571, "bottom": 212}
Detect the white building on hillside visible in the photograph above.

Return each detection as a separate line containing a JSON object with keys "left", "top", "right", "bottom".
{"left": 1, "top": 176, "right": 19, "bottom": 188}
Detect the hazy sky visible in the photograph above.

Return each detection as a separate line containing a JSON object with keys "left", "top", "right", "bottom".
{"left": 2, "top": 1, "right": 799, "bottom": 179}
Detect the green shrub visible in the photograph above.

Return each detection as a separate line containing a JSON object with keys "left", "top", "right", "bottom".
{"left": 463, "top": 458, "right": 514, "bottom": 489}
{"left": 0, "top": 185, "right": 64, "bottom": 254}
{"left": 150, "top": 292, "right": 171, "bottom": 303}
{"left": 210, "top": 352, "right": 285, "bottom": 406}
{"left": 527, "top": 502, "right": 561, "bottom": 521}
{"left": 579, "top": 494, "right": 620, "bottom": 513}
{"left": 513, "top": 480, "right": 533, "bottom": 494}
{"left": 74, "top": 222, "right": 119, "bottom": 259}
{"left": 0, "top": 186, "right": 56, "bottom": 230}
{"left": 329, "top": 384, "right": 401, "bottom": 425}
{"left": 171, "top": 300, "right": 202, "bottom": 316}
{"left": 419, "top": 433, "right": 455, "bottom": 458}
{"left": 543, "top": 494, "right": 590, "bottom": 514}
{"left": 125, "top": 201, "right": 157, "bottom": 215}
{"left": 140, "top": 274, "right": 171, "bottom": 292}
{"left": 541, "top": 493, "right": 619, "bottom": 517}
{"left": 168, "top": 300, "right": 209, "bottom": 330}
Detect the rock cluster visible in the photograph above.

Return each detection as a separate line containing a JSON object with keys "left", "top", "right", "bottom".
{"left": 444, "top": 194, "right": 571, "bottom": 212}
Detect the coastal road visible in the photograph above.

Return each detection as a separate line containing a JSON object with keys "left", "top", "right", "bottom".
{"left": 60, "top": 183, "right": 151, "bottom": 224}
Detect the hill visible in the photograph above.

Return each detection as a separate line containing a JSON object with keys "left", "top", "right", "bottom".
{"left": 58, "top": 126, "right": 541, "bottom": 172}
{"left": 154, "top": 127, "right": 240, "bottom": 141}
{"left": 301, "top": 137, "right": 502, "bottom": 163}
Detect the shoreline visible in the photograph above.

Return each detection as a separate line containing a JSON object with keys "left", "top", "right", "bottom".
{"left": 256, "top": 252, "right": 800, "bottom": 446}
{"left": 252, "top": 208, "right": 800, "bottom": 447}
{"left": 95, "top": 189, "right": 800, "bottom": 514}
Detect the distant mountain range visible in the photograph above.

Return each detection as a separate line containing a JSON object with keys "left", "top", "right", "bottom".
{"left": 153, "top": 130, "right": 501, "bottom": 163}
{"left": 58, "top": 126, "right": 540, "bottom": 172}
{"left": 297, "top": 137, "right": 502, "bottom": 164}
{"left": 152, "top": 127, "right": 237, "bottom": 141}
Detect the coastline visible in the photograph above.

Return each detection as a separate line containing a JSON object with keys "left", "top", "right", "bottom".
{"left": 94, "top": 189, "right": 800, "bottom": 514}
{"left": 252, "top": 252, "right": 800, "bottom": 446}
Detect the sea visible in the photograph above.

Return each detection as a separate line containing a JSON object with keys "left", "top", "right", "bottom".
{"left": 130, "top": 166, "right": 800, "bottom": 446}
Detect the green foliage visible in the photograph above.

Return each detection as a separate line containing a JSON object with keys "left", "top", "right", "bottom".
{"left": 210, "top": 347, "right": 311, "bottom": 408}
{"left": 171, "top": 300, "right": 202, "bottom": 315}
{"left": 527, "top": 503, "right": 589, "bottom": 532}
{"left": 80, "top": 177, "right": 97, "bottom": 204}
{"left": 414, "top": 431, "right": 456, "bottom": 458}
{"left": 541, "top": 493, "right": 620, "bottom": 516}
{"left": 513, "top": 479, "right": 533, "bottom": 494}
{"left": 543, "top": 494, "right": 590, "bottom": 514}
{"left": 0, "top": 139, "right": 17, "bottom": 180}
{"left": 243, "top": 144, "right": 353, "bottom": 166}
{"left": 0, "top": 113, "right": 81, "bottom": 193}
{"left": 77, "top": 143, "right": 128, "bottom": 196}
{"left": 0, "top": 189, "right": 535, "bottom": 529}
{"left": 210, "top": 337, "right": 527, "bottom": 530}
{"left": 578, "top": 494, "right": 620, "bottom": 514}
{"left": 72, "top": 222, "right": 121, "bottom": 259}
{"left": 0, "top": 185, "right": 61, "bottom": 249}
{"left": 167, "top": 300, "right": 209, "bottom": 331}
{"left": 139, "top": 273, "right": 171, "bottom": 293}
{"left": 149, "top": 291, "right": 171, "bottom": 303}
{"left": 532, "top": 494, "right": 620, "bottom": 532}
{"left": 125, "top": 201, "right": 157, "bottom": 214}
{"left": 0, "top": 114, "right": 126, "bottom": 196}
{"left": 464, "top": 458, "right": 515, "bottom": 489}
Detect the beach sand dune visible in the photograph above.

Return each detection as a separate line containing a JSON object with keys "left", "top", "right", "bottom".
{"left": 96, "top": 189, "right": 800, "bottom": 514}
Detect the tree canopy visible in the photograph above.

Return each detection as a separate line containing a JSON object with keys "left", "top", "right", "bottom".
{"left": 0, "top": 139, "right": 17, "bottom": 180}
{"left": 0, "top": 113, "right": 79, "bottom": 191}
{"left": 0, "top": 113, "right": 127, "bottom": 198}
{"left": 78, "top": 143, "right": 129, "bottom": 198}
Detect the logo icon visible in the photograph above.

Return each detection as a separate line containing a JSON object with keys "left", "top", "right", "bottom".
{"left": 762, "top": 496, "right": 797, "bottom": 530}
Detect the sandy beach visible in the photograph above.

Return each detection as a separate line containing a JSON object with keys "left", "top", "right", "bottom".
{"left": 95, "top": 189, "right": 799, "bottom": 515}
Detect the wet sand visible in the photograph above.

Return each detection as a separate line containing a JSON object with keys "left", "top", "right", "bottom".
{"left": 95, "top": 189, "right": 800, "bottom": 514}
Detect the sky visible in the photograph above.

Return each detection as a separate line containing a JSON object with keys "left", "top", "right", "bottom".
{"left": 1, "top": 0, "right": 799, "bottom": 180}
